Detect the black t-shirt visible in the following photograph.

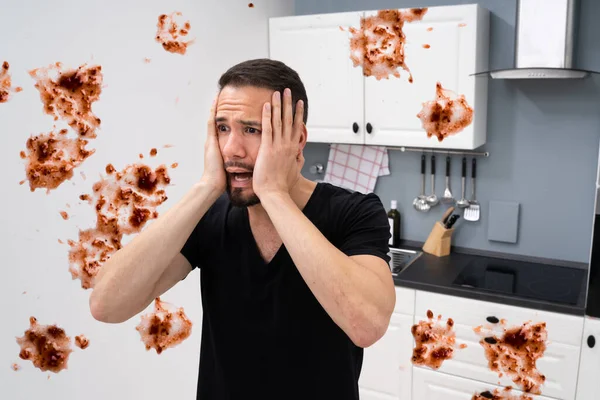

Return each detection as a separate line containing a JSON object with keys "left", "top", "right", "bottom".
{"left": 181, "top": 182, "right": 391, "bottom": 400}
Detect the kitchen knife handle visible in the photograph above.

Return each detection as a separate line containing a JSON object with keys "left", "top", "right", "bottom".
{"left": 446, "top": 156, "right": 451, "bottom": 177}
{"left": 462, "top": 157, "right": 467, "bottom": 177}
{"left": 431, "top": 155, "right": 436, "bottom": 175}
{"left": 472, "top": 158, "right": 477, "bottom": 179}
{"left": 421, "top": 154, "right": 426, "bottom": 174}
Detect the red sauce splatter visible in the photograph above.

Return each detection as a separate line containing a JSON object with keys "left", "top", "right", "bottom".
{"left": 75, "top": 335, "right": 89, "bottom": 350}
{"left": 139, "top": 153, "right": 144, "bottom": 159}
{"left": 136, "top": 297, "right": 193, "bottom": 354}
{"left": 79, "top": 193, "right": 91, "bottom": 202}
{"left": 423, "top": 44, "right": 431, "bottom": 49}
{"left": 411, "top": 309, "right": 465, "bottom": 369}
{"left": 12, "top": 363, "right": 21, "bottom": 371}
{"left": 343, "top": 8, "right": 428, "bottom": 81}
{"left": 171, "top": 162, "right": 178, "bottom": 169}
{"left": 60, "top": 211, "right": 69, "bottom": 220}
{"left": 472, "top": 387, "right": 533, "bottom": 400}
{"left": 68, "top": 162, "right": 171, "bottom": 289}
{"left": 29, "top": 62, "right": 103, "bottom": 138}
{"left": 16, "top": 317, "right": 73, "bottom": 373}
{"left": 156, "top": 12, "right": 194, "bottom": 55}
{"left": 0, "top": 61, "right": 22, "bottom": 103}
{"left": 417, "top": 82, "right": 474, "bottom": 142}
{"left": 475, "top": 322, "right": 548, "bottom": 394}
{"left": 21, "top": 129, "right": 95, "bottom": 193}
{"left": 150, "top": 148, "right": 158, "bottom": 157}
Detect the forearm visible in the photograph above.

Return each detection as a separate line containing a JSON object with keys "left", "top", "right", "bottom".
{"left": 90, "top": 182, "right": 221, "bottom": 321}
{"left": 260, "top": 193, "right": 395, "bottom": 347}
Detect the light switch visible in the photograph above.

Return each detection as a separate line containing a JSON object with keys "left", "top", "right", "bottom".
{"left": 487, "top": 201, "right": 520, "bottom": 243}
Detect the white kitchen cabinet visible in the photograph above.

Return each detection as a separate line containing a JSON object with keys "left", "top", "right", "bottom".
{"left": 359, "top": 287, "right": 415, "bottom": 400}
{"left": 269, "top": 4, "right": 490, "bottom": 150}
{"left": 413, "top": 367, "right": 555, "bottom": 400}
{"left": 575, "top": 316, "right": 600, "bottom": 399}
{"left": 415, "top": 291, "right": 584, "bottom": 400}
{"left": 268, "top": 11, "right": 365, "bottom": 145}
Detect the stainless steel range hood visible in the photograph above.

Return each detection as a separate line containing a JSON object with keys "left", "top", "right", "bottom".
{"left": 473, "top": 0, "right": 599, "bottom": 79}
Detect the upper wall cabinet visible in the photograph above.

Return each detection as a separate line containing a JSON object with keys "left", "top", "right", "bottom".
{"left": 269, "top": 4, "right": 490, "bottom": 150}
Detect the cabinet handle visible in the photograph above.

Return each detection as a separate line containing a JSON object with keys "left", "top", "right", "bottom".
{"left": 352, "top": 122, "right": 359, "bottom": 133}
{"left": 366, "top": 123, "right": 373, "bottom": 134}
{"left": 486, "top": 316, "right": 499, "bottom": 324}
{"left": 588, "top": 335, "right": 596, "bottom": 348}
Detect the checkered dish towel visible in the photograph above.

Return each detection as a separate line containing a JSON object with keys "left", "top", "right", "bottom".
{"left": 323, "top": 144, "right": 390, "bottom": 193}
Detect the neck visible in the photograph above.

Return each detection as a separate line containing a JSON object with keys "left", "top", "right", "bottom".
{"left": 247, "top": 177, "right": 317, "bottom": 223}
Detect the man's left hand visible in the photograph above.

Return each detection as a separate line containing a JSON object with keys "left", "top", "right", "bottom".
{"left": 253, "top": 88, "right": 305, "bottom": 200}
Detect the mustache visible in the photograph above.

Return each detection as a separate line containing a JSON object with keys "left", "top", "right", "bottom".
{"left": 224, "top": 161, "right": 254, "bottom": 173}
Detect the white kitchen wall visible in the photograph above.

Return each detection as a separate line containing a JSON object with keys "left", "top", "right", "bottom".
{"left": 0, "top": 0, "right": 293, "bottom": 399}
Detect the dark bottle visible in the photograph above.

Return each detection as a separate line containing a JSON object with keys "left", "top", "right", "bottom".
{"left": 387, "top": 200, "right": 401, "bottom": 248}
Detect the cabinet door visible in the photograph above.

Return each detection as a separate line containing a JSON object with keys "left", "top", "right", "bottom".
{"left": 359, "top": 313, "right": 413, "bottom": 400}
{"left": 576, "top": 317, "right": 600, "bottom": 399}
{"left": 413, "top": 367, "right": 555, "bottom": 400}
{"left": 415, "top": 291, "right": 583, "bottom": 400}
{"left": 269, "top": 13, "right": 365, "bottom": 144}
{"left": 363, "top": 4, "right": 489, "bottom": 150}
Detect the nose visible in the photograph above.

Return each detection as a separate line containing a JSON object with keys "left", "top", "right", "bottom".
{"left": 220, "top": 131, "right": 247, "bottom": 160}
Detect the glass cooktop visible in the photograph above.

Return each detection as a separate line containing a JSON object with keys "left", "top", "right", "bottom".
{"left": 452, "top": 257, "right": 587, "bottom": 306}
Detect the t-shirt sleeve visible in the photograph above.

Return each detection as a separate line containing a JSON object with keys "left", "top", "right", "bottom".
{"left": 180, "top": 219, "right": 205, "bottom": 270}
{"left": 338, "top": 193, "right": 391, "bottom": 264}
{"left": 180, "top": 196, "right": 223, "bottom": 270}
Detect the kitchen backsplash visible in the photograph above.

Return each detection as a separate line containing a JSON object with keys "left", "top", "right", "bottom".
{"left": 297, "top": 0, "right": 600, "bottom": 263}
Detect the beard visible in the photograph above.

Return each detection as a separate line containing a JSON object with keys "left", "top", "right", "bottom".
{"left": 224, "top": 161, "right": 260, "bottom": 208}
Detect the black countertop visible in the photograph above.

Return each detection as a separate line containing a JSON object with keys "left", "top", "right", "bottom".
{"left": 392, "top": 243, "right": 588, "bottom": 316}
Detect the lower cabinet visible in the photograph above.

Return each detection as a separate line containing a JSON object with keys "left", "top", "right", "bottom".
{"left": 413, "top": 367, "right": 555, "bottom": 400}
{"left": 575, "top": 317, "right": 600, "bottom": 399}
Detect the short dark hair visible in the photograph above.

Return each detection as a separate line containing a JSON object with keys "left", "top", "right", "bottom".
{"left": 218, "top": 58, "right": 308, "bottom": 124}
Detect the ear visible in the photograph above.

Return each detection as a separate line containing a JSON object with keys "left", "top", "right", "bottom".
{"left": 296, "top": 123, "right": 307, "bottom": 158}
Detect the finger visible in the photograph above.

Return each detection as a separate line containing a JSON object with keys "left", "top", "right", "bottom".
{"left": 207, "top": 94, "right": 218, "bottom": 138}
{"left": 261, "top": 101, "right": 273, "bottom": 146}
{"left": 292, "top": 99, "right": 305, "bottom": 143}
{"left": 271, "top": 90, "right": 282, "bottom": 145}
{"left": 282, "top": 88, "right": 293, "bottom": 142}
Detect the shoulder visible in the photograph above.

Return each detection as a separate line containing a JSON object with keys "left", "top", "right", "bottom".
{"left": 317, "top": 182, "right": 386, "bottom": 218}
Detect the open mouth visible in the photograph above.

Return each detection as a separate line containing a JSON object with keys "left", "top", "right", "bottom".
{"left": 232, "top": 172, "right": 252, "bottom": 182}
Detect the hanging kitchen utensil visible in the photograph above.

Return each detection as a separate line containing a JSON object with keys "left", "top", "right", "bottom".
{"left": 464, "top": 157, "right": 480, "bottom": 221}
{"left": 457, "top": 156, "right": 470, "bottom": 209}
{"left": 441, "top": 155, "right": 454, "bottom": 205}
{"left": 426, "top": 155, "right": 439, "bottom": 206}
{"left": 413, "top": 154, "right": 431, "bottom": 212}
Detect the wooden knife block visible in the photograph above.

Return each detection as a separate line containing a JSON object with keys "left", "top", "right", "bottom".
{"left": 422, "top": 221, "right": 454, "bottom": 257}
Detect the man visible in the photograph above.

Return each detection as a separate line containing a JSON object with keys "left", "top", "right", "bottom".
{"left": 90, "top": 58, "right": 396, "bottom": 399}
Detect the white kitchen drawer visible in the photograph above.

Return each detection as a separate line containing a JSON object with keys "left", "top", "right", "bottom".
{"left": 414, "top": 290, "right": 584, "bottom": 399}
{"left": 413, "top": 367, "right": 555, "bottom": 400}
{"left": 575, "top": 317, "right": 600, "bottom": 399}
{"left": 394, "top": 287, "right": 415, "bottom": 315}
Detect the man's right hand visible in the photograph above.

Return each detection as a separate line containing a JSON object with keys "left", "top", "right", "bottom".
{"left": 200, "top": 96, "right": 226, "bottom": 194}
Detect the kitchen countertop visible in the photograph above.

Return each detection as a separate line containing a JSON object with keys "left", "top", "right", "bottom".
{"left": 392, "top": 243, "right": 588, "bottom": 317}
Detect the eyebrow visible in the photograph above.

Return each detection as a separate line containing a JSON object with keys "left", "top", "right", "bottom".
{"left": 215, "top": 117, "right": 262, "bottom": 128}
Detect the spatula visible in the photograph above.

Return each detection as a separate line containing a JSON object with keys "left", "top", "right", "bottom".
{"left": 464, "top": 158, "right": 480, "bottom": 222}
{"left": 441, "top": 156, "right": 454, "bottom": 205}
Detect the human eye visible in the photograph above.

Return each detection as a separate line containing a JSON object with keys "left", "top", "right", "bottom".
{"left": 216, "top": 124, "right": 229, "bottom": 133}
{"left": 245, "top": 127, "right": 261, "bottom": 135}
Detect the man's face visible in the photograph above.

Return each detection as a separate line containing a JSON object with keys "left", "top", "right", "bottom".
{"left": 216, "top": 85, "right": 273, "bottom": 207}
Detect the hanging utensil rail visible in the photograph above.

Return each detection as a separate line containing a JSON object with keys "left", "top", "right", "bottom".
{"left": 388, "top": 146, "right": 489, "bottom": 157}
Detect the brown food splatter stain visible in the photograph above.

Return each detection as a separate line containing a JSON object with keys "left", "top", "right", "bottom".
{"left": 472, "top": 387, "right": 533, "bottom": 400}
{"left": 417, "top": 82, "right": 474, "bottom": 142}
{"left": 171, "top": 162, "right": 178, "bottom": 169}
{"left": 136, "top": 297, "right": 193, "bottom": 354}
{"left": 58, "top": 239, "right": 64, "bottom": 244}
{"left": 11, "top": 363, "right": 21, "bottom": 371}
{"left": 60, "top": 211, "right": 69, "bottom": 220}
{"left": 75, "top": 335, "right": 89, "bottom": 350}
{"left": 411, "top": 309, "right": 465, "bottom": 369}
{"left": 343, "top": 8, "right": 428, "bottom": 81}
{"left": 155, "top": 12, "right": 194, "bottom": 55}
{"left": 163, "top": 144, "right": 174, "bottom": 148}
{"left": 427, "top": 27, "right": 433, "bottom": 31}
{"left": 68, "top": 162, "right": 171, "bottom": 289}
{"left": 29, "top": 62, "right": 103, "bottom": 138}
{"left": 1, "top": 61, "right": 23, "bottom": 103}
{"left": 474, "top": 321, "right": 548, "bottom": 394}
{"left": 423, "top": 44, "right": 431, "bottom": 49}
{"left": 21, "top": 129, "right": 95, "bottom": 193}
{"left": 248, "top": 2, "right": 254, "bottom": 7}
{"left": 459, "top": 23, "right": 467, "bottom": 27}
{"left": 143, "top": 58, "right": 152, "bottom": 64}
{"left": 139, "top": 153, "right": 144, "bottom": 159}
{"left": 16, "top": 317, "right": 73, "bottom": 373}
{"left": 150, "top": 148, "right": 158, "bottom": 157}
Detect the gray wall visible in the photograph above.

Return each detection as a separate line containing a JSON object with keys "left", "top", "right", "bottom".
{"left": 296, "top": 0, "right": 600, "bottom": 263}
